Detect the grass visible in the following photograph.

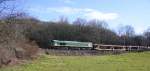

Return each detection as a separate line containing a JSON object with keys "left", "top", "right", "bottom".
{"left": 0, "top": 52, "right": 150, "bottom": 71}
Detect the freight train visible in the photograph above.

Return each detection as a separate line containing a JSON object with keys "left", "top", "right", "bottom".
{"left": 49, "top": 40, "right": 149, "bottom": 51}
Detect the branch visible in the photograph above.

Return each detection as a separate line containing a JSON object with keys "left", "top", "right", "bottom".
{"left": 0, "top": 0, "right": 12, "bottom": 4}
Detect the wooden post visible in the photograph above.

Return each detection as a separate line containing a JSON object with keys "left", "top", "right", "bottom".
{"left": 112, "top": 46, "right": 114, "bottom": 51}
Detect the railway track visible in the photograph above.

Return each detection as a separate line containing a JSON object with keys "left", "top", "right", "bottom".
{"left": 44, "top": 49, "right": 127, "bottom": 56}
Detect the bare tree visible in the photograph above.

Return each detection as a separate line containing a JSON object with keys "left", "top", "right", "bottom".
{"left": 0, "top": 0, "right": 33, "bottom": 66}
{"left": 117, "top": 25, "right": 135, "bottom": 45}
{"left": 118, "top": 25, "right": 135, "bottom": 37}
{"left": 144, "top": 27, "right": 150, "bottom": 46}
{"left": 73, "top": 18, "right": 87, "bottom": 26}
{"left": 0, "top": 0, "right": 18, "bottom": 18}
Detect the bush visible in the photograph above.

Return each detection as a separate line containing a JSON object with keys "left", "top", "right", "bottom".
{"left": 14, "top": 41, "right": 39, "bottom": 59}
{"left": 0, "top": 19, "right": 39, "bottom": 67}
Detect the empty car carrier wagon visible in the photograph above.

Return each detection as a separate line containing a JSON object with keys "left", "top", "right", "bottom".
{"left": 49, "top": 40, "right": 93, "bottom": 50}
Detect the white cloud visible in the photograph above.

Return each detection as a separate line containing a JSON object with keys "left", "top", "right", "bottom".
{"left": 84, "top": 10, "right": 119, "bottom": 21}
{"left": 47, "top": 7, "right": 119, "bottom": 21}
{"left": 64, "top": 0, "right": 74, "bottom": 3}
{"left": 47, "top": 7, "right": 81, "bottom": 14}
{"left": 29, "top": 6, "right": 119, "bottom": 21}
{"left": 59, "top": 0, "right": 74, "bottom": 4}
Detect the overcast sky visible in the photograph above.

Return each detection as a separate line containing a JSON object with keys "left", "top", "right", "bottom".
{"left": 23, "top": 0, "right": 150, "bottom": 34}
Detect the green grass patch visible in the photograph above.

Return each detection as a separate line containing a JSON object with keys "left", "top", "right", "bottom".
{"left": 0, "top": 52, "right": 150, "bottom": 71}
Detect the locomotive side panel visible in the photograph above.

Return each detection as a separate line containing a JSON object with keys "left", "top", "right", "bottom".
{"left": 49, "top": 40, "right": 93, "bottom": 50}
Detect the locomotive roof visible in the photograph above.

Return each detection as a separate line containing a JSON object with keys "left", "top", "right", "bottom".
{"left": 51, "top": 40, "right": 93, "bottom": 47}
{"left": 53, "top": 40, "right": 92, "bottom": 43}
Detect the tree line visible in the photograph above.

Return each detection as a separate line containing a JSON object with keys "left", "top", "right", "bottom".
{"left": 12, "top": 17, "right": 149, "bottom": 48}
{"left": 2, "top": 15, "right": 150, "bottom": 49}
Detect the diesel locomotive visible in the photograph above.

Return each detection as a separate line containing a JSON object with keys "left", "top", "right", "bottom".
{"left": 49, "top": 40, "right": 94, "bottom": 50}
